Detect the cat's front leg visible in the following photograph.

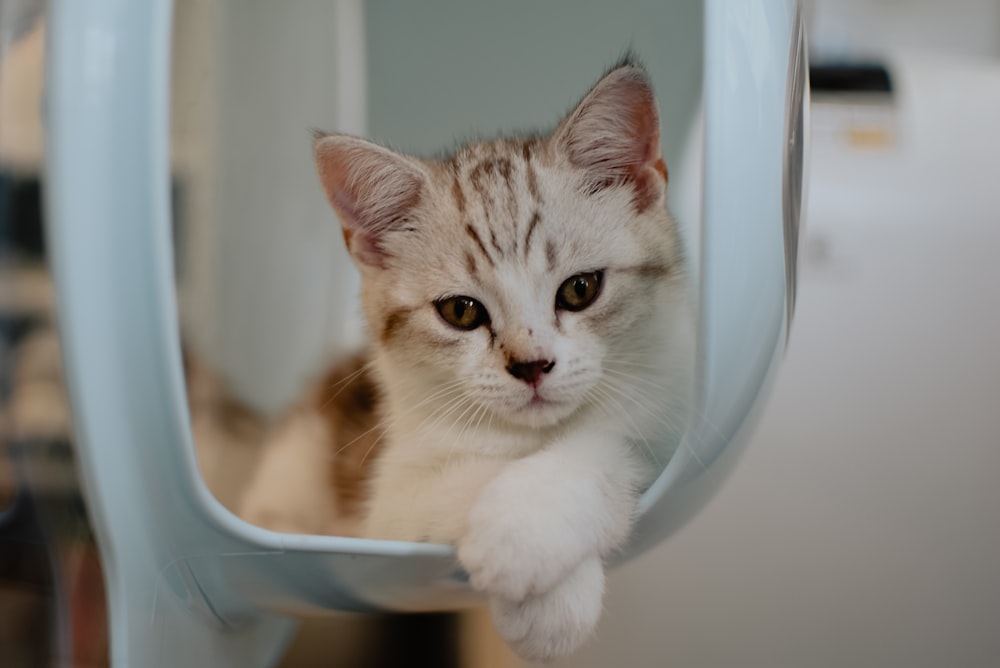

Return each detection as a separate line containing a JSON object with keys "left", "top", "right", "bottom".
{"left": 458, "top": 425, "right": 642, "bottom": 603}
{"left": 239, "top": 411, "right": 337, "bottom": 534}
{"left": 364, "top": 453, "right": 507, "bottom": 543}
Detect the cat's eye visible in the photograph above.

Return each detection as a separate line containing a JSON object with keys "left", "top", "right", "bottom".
{"left": 435, "top": 296, "right": 489, "bottom": 330}
{"left": 556, "top": 271, "right": 603, "bottom": 312}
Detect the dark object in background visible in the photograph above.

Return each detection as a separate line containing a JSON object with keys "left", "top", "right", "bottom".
{"left": 0, "top": 488, "right": 55, "bottom": 668}
{"left": 810, "top": 62, "right": 893, "bottom": 95}
{"left": 0, "top": 175, "right": 45, "bottom": 259}
{"left": 0, "top": 173, "right": 185, "bottom": 271}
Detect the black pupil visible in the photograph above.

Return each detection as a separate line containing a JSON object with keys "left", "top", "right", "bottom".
{"left": 573, "top": 278, "right": 588, "bottom": 299}
{"left": 454, "top": 299, "right": 469, "bottom": 320}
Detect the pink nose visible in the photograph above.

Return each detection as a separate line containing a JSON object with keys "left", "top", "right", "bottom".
{"left": 506, "top": 359, "right": 555, "bottom": 385}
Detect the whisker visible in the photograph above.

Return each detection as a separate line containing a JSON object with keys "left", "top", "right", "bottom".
{"left": 317, "top": 357, "right": 379, "bottom": 409}
{"left": 606, "top": 384, "right": 685, "bottom": 440}
{"left": 420, "top": 391, "right": 476, "bottom": 437}
{"left": 446, "top": 400, "right": 491, "bottom": 469}
{"left": 331, "top": 380, "right": 465, "bottom": 457}
{"left": 598, "top": 376, "right": 702, "bottom": 468}
{"left": 359, "top": 386, "right": 471, "bottom": 466}
{"left": 435, "top": 396, "right": 485, "bottom": 468}
{"left": 588, "top": 383, "right": 662, "bottom": 468}
{"left": 361, "top": 386, "right": 463, "bottom": 463}
{"left": 602, "top": 366, "right": 671, "bottom": 393}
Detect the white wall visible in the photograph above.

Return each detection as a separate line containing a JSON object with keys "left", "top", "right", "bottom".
{"left": 365, "top": 0, "right": 703, "bottom": 178}
{"left": 809, "top": 0, "right": 1000, "bottom": 60}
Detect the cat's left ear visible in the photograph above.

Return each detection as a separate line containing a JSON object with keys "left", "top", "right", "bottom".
{"left": 554, "top": 62, "right": 667, "bottom": 212}
{"left": 314, "top": 133, "right": 428, "bottom": 268}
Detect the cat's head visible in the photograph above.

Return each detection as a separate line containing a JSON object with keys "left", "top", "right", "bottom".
{"left": 314, "top": 62, "right": 687, "bottom": 431}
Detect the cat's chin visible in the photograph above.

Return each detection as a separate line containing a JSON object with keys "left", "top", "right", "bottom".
{"left": 503, "top": 397, "right": 579, "bottom": 430}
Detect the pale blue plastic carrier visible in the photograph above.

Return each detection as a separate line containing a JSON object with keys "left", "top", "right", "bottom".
{"left": 43, "top": 0, "right": 808, "bottom": 664}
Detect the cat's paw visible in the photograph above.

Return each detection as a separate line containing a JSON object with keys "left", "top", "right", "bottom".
{"left": 458, "top": 464, "right": 591, "bottom": 600}
{"left": 490, "top": 555, "right": 605, "bottom": 663}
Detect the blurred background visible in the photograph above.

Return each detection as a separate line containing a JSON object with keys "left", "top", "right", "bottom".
{"left": 2, "top": 0, "right": 999, "bottom": 666}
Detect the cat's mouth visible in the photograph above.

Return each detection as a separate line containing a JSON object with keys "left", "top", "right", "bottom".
{"left": 513, "top": 390, "right": 576, "bottom": 425}
{"left": 487, "top": 382, "right": 582, "bottom": 428}
{"left": 528, "top": 392, "right": 548, "bottom": 407}
{"left": 524, "top": 387, "right": 557, "bottom": 408}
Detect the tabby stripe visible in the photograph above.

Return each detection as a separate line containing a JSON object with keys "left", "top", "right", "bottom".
{"left": 497, "top": 157, "right": 519, "bottom": 234}
{"left": 465, "top": 224, "right": 496, "bottom": 266}
{"left": 496, "top": 157, "right": 513, "bottom": 183}
{"left": 545, "top": 238, "right": 558, "bottom": 272}
{"left": 617, "top": 263, "right": 672, "bottom": 278}
{"left": 469, "top": 160, "right": 493, "bottom": 222}
{"left": 489, "top": 228, "right": 505, "bottom": 256}
{"left": 522, "top": 141, "right": 542, "bottom": 204}
{"left": 523, "top": 210, "right": 541, "bottom": 260}
{"left": 452, "top": 176, "right": 466, "bottom": 214}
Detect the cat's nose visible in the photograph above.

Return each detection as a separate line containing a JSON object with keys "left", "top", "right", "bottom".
{"left": 506, "top": 358, "right": 555, "bottom": 385}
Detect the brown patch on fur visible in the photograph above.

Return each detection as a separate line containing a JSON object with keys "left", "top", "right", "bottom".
{"left": 381, "top": 308, "right": 414, "bottom": 344}
{"left": 314, "top": 352, "right": 383, "bottom": 520}
{"left": 631, "top": 169, "right": 664, "bottom": 214}
{"left": 653, "top": 156, "right": 668, "bottom": 183}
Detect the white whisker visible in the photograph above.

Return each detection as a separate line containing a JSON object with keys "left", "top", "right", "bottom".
{"left": 332, "top": 380, "right": 465, "bottom": 457}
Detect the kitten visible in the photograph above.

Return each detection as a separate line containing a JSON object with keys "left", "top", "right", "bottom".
{"left": 236, "top": 58, "right": 694, "bottom": 662}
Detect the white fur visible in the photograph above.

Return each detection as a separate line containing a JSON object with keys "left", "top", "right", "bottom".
{"left": 490, "top": 555, "right": 605, "bottom": 662}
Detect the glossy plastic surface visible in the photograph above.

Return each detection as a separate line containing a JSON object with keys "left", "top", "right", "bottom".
{"left": 44, "top": 0, "right": 804, "bottom": 664}
{"left": 628, "top": 0, "right": 804, "bottom": 558}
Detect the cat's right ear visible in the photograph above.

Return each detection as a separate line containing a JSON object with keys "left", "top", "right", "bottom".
{"left": 313, "top": 133, "right": 427, "bottom": 268}
{"left": 554, "top": 62, "right": 667, "bottom": 213}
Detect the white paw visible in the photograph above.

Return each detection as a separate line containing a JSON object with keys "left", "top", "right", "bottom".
{"left": 457, "top": 463, "right": 593, "bottom": 600}
{"left": 490, "top": 556, "right": 605, "bottom": 663}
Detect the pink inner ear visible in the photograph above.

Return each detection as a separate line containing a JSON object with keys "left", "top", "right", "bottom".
{"left": 314, "top": 136, "right": 424, "bottom": 268}
{"left": 560, "top": 67, "right": 668, "bottom": 212}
